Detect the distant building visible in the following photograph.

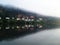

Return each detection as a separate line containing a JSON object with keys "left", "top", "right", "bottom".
{"left": 5, "top": 27, "right": 10, "bottom": 29}
{"left": 25, "top": 19, "right": 28, "bottom": 21}
{"left": 0, "top": 27, "right": 1, "bottom": 29}
{"left": 22, "top": 18, "right": 25, "bottom": 20}
{"left": 16, "top": 18, "right": 21, "bottom": 20}
{"left": 6, "top": 17, "right": 10, "bottom": 19}
{"left": 16, "top": 26, "right": 20, "bottom": 29}
{"left": 12, "top": 17, "right": 15, "bottom": 19}
{"left": 17, "top": 14, "right": 22, "bottom": 18}
{"left": 25, "top": 25, "right": 28, "bottom": 27}
{"left": 22, "top": 26, "right": 25, "bottom": 29}
{"left": 28, "top": 19, "right": 31, "bottom": 21}
{"left": 31, "top": 19, "right": 34, "bottom": 21}
{"left": 39, "top": 25, "right": 43, "bottom": 28}
{"left": 30, "top": 16, "right": 35, "bottom": 19}
{"left": 0, "top": 17, "right": 1, "bottom": 19}
{"left": 39, "top": 18, "right": 43, "bottom": 20}
{"left": 37, "top": 20, "right": 40, "bottom": 22}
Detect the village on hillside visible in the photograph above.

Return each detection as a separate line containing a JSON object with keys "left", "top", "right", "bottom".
{"left": 0, "top": 5, "right": 60, "bottom": 33}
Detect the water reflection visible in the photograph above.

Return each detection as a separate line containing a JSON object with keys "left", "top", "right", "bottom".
{"left": 0, "top": 23, "right": 59, "bottom": 41}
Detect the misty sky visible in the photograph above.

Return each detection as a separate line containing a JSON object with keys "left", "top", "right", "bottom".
{"left": 0, "top": 0, "right": 60, "bottom": 17}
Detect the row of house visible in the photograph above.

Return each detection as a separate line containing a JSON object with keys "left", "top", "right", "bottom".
{"left": 0, "top": 16, "right": 43, "bottom": 22}
{"left": 0, "top": 24, "right": 43, "bottom": 30}
{"left": 16, "top": 15, "right": 35, "bottom": 21}
{"left": 0, "top": 15, "right": 35, "bottom": 21}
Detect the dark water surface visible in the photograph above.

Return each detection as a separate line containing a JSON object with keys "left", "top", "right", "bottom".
{"left": 0, "top": 28, "right": 60, "bottom": 45}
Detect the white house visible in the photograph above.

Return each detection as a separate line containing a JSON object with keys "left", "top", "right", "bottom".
{"left": 25, "top": 19, "right": 28, "bottom": 21}
{"left": 31, "top": 25, "right": 34, "bottom": 27}
{"left": 16, "top": 18, "right": 21, "bottom": 20}
{"left": 28, "top": 19, "right": 31, "bottom": 21}
{"left": 22, "top": 26, "right": 25, "bottom": 29}
{"left": 16, "top": 26, "right": 20, "bottom": 29}
{"left": 39, "top": 25, "right": 43, "bottom": 28}
{"left": 12, "top": 17, "right": 15, "bottom": 19}
{"left": 5, "top": 27, "right": 10, "bottom": 29}
{"left": 28, "top": 25, "right": 31, "bottom": 27}
{"left": 11, "top": 27, "right": 15, "bottom": 29}
{"left": 37, "top": 20, "right": 40, "bottom": 22}
{"left": 0, "top": 27, "right": 1, "bottom": 29}
{"left": 0, "top": 17, "right": 1, "bottom": 19}
{"left": 39, "top": 18, "right": 43, "bottom": 20}
{"left": 31, "top": 19, "right": 34, "bottom": 21}
{"left": 22, "top": 18, "right": 25, "bottom": 20}
{"left": 6, "top": 17, "right": 10, "bottom": 19}
{"left": 25, "top": 25, "right": 28, "bottom": 27}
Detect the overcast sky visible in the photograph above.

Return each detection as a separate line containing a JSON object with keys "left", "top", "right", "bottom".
{"left": 0, "top": 0, "right": 60, "bottom": 17}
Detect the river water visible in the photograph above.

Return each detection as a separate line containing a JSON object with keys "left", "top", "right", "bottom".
{"left": 0, "top": 28, "right": 60, "bottom": 45}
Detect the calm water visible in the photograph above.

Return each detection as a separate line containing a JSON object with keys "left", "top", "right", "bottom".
{"left": 0, "top": 28, "right": 60, "bottom": 45}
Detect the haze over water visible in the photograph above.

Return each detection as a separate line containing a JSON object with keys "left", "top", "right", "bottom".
{"left": 0, "top": 28, "right": 60, "bottom": 45}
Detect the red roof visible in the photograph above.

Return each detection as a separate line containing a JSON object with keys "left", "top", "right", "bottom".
{"left": 30, "top": 16, "right": 34, "bottom": 18}
{"left": 17, "top": 15, "right": 22, "bottom": 18}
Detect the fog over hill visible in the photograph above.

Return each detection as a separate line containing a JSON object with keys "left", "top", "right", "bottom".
{"left": 0, "top": 5, "right": 59, "bottom": 19}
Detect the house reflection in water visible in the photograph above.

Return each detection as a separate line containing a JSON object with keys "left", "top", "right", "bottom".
{"left": 0, "top": 14, "right": 44, "bottom": 34}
